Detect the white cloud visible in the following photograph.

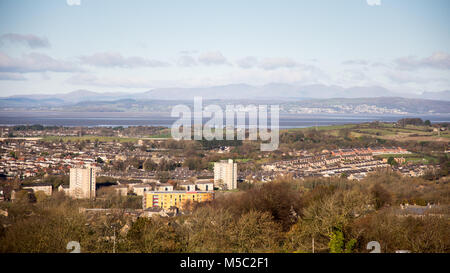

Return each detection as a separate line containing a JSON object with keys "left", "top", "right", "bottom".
{"left": 366, "top": 0, "right": 381, "bottom": 6}
{"left": 67, "top": 0, "right": 81, "bottom": 6}
{"left": 66, "top": 59, "right": 330, "bottom": 89}
{"left": 198, "top": 51, "right": 228, "bottom": 65}
{"left": 79, "top": 52, "right": 169, "bottom": 68}
{"left": 259, "top": 57, "right": 299, "bottom": 70}
{"left": 342, "top": 59, "right": 369, "bottom": 66}
{"left": 67, "top": 73, "right": 155, "bottom": 88}
{"left": 395, "top": 52, "right": 450, "bottom": 70}
{"left": 385, "top": 71, "right": 433, "bottom": 84}
{"left": 0, "top": 52, "right": 81, "bottom": 73}
{"left": 342, "top": 70, "right": 368, "bottom": 81}
{"left": 236, "top": 56, "right": 258, "bottom": 69}
{"left": 422, "top": 52, "right": 450, "bottom": 70}
{"left": 177, "top": 55, "right": 198, "bottom": 67}
{"left": 0, "top": 33, "right": 50, "bottom": 49}
{"left": 190, "top": 65, "right": 329, "bottom": 87}
{"left": 0, "top": 72, "right": 26, "bottom": 81}
{"left": 179, "top": 50, "right": 198, "bottom": 55}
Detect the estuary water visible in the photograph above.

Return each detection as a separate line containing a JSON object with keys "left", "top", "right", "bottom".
{"left": 0, "top": 111, "right": 449, "bottom": 128}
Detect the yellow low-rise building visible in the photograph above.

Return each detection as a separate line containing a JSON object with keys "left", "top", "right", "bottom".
{"left": 143, "top": 191, "right": 214, "bottom": 210}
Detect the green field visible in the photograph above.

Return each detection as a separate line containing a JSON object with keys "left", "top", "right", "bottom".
{"left": 374, "top": 153, "right": 438, "bottom": 164}
{"left": 146, "top": 133, "right": 171, "bottom": 138}
{"left": 282, "top": 122, "right": 449, "bottom": 143}
{"left": 286, "top": 124, "right": 357, "bottom": 132}
{"left": 42, "top": 135, "right": 139, "bottom": 143}
{"left": 39, "top": 122, "right": 448, "bottom": 144}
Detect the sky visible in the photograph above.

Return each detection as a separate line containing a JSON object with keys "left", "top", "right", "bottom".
{"left": 0, "top": 0, "right": 449, "bottom": 96}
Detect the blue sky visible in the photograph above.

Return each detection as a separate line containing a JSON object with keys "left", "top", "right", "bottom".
{"left": 0, "top": 0, "right": 449, "bottom": 96}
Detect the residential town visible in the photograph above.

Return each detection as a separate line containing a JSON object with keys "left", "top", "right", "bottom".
{"left": 0, "top": 134, "right": 429, "bottom": 186}
{"left": 0, "top": 124, "right": 440, "bottom": 209}
{"left": 0, "top": 120, "right": 448, "bottom": 254}
{"left": 260, "top": 147, "right": 429, "bottom": 180}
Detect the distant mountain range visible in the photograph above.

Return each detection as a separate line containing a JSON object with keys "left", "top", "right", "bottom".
{"left": 0, "top": 83, "right": 449, "bottom": 114}
{"left": 3, "top": 83, "right": 450, "bottom": 102}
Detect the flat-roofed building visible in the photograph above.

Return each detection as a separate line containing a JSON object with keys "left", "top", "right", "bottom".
{"left": 195, "top": 179, "right": 214, "bottom": 191}
{"left": 69, "top": 165, "right": 97, "bottom": 199}
{"left": 156, "top": 183, "right": 173, "bottom": 192}
{"left": 214, "top": 159, "right": 237, "bottom": 190}
{"left": 179, "top": 182, "right": 196, "bottom": 192}
{"left": 132, "top": 184, "right": 152, "bottom": 196}
{"left": 23, "top": 183, "right": 52, "bottom": 196}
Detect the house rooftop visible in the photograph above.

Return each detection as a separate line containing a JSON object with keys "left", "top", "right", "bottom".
{"left": 22, "top": 182, "right": 52, "bottom": 187}
{"left": 157, "top": 183, "right": 173, "bottom": 186}
{"left": 133, "top": 184, "right": 151, "bottom": 188}
{"left": 196, "top": 181, "right": 213, "bottom": 184}
{"left": 146, "top": 190, "right": 213, "bottom": 194}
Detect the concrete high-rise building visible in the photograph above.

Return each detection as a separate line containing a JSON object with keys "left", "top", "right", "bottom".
{"left": 69, "top": 165, "right": 97, "bottom": 199}
{"left": 214, "top": 159, "right": 237, "bottom": 190}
